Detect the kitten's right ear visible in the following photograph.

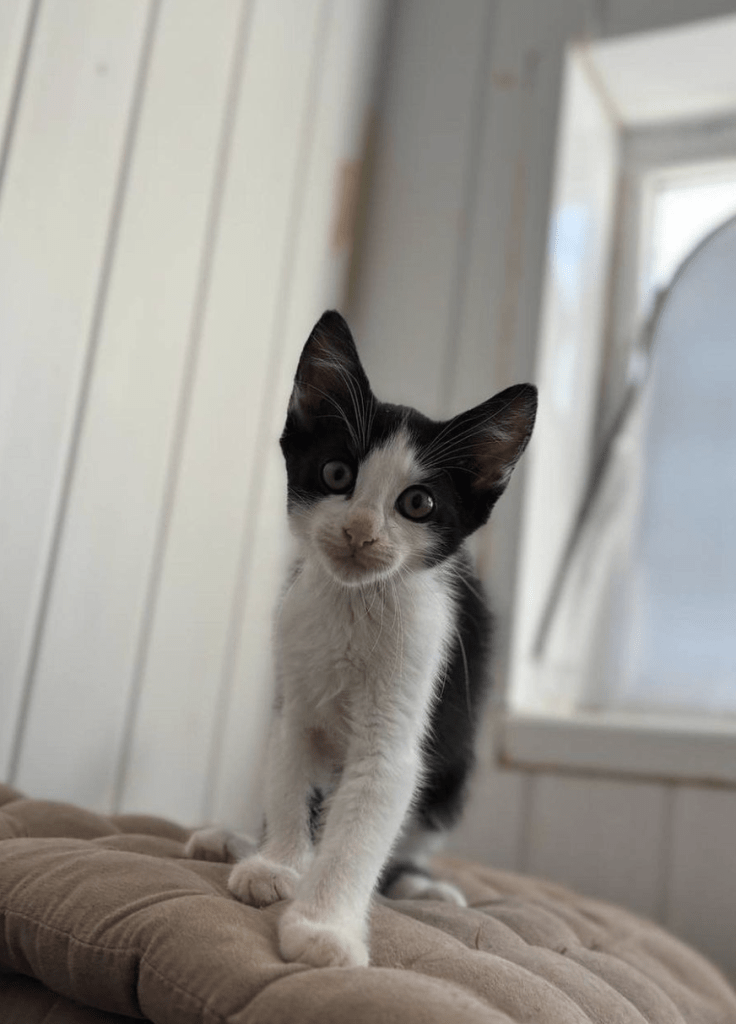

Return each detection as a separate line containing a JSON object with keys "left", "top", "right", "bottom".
{"left": 286, "top": 310, "right": 372, "bottom": 431}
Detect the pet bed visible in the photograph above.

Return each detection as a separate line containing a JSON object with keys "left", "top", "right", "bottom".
{"left": 1, "top": 782, "right": 734, "bottom": 1023}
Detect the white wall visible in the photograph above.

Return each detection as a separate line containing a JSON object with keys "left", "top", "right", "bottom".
{"left": 351, "top": 0, "right": 736, "bottom": 984}
{"left": 0, "top": 0, "right": 387, "bottom": 832}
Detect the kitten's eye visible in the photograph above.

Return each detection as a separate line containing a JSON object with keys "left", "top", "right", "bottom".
{"left": 397, "top": 486, "right": 434, "bottom": 521}
{"left": 321, "top": 460, "right": 354, "bottom": 493}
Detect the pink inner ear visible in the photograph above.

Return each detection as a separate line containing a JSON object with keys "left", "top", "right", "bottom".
{"left": 469, "top": 393, "right": 536, "bottom": 492}
{"left": 471, "top": 448, "right": 515, "bottom": 491}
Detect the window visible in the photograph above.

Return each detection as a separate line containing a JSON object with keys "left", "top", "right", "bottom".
{"left": 608, "top": 208, "right": 736, "bottom": 718}
{"left": 503, "top": 15, "right": 736, "bottom": 782}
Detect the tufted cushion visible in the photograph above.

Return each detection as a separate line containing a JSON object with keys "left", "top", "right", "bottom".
{"left": 1, "top": 782, "right": 735, "bottom": 1023}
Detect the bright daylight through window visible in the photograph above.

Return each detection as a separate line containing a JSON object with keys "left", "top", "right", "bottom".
{"left": 505, "top": 13, "right": 736, "bottom": 779}
{"left": 609, "top": 174, "right": 736, "bottom": 717}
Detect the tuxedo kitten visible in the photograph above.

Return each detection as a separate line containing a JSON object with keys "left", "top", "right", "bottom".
{"left": 190, "top": 311, "right": 536, "bottom": 969}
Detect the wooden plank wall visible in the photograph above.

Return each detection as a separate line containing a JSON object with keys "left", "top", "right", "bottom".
{"left": 0, "top": 0, "right": 387, "bottom": 833}
{"left": 350, "top": 0, "right": 736, "bottom": 984}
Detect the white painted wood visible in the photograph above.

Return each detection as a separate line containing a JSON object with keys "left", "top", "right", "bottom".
{"left": 351, "top": 0, "right": 491, "bottom": 417}
{"left": 210, "top": 0, "right": 389, "bottom": 830}
{"left": 591, "top": 13, "right": 736, "bottom": 125}
{"left": 508, "top": 46, "right": 619, "bottom": 716}
{"left": 13, "top": 0, "right": 244, "bottom": 809}
{"left": 525, "top": 773, "right": 669, "bottom": 920}
{"left": 0, "top": 0, "right": 150, "bottom": 782}
{"left": 446, "top": 768, "right": 528, "bottom": 872}
{"left": 446, "top": 749, "right": 528, "bottom": 871}
{"left": 446, "top": 0, "right": 597, "bottom": 415}
{"left": 668, "top": 785, "right": 736, "bottom": 982}
{"left": 504, "top": 712, "right": 736, "bottom": 785}
{"left": 600, "top": 0, "right": 736, "bottom": 39}
{"left": 449, "top": 0, "right": 596, "bottom": 692}
{"left": 117, "top": 0, "right": 356, "bottom": 825}
{"left": 0, "top": 0, "right": 33, "bottom": 151}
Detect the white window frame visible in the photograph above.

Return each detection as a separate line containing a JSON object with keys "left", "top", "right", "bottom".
{"left": 501, "top": 28, "right": 736, "bottom": 786}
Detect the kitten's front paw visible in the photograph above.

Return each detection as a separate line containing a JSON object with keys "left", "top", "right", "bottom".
{"left": 279, "top": 903, "right": 369, "bottom": 968}
{"left": 185, "top": 827, "right": 257, "bottom": 864}
{"left": 228, "top": 855, "right": 299, "bottom": 907}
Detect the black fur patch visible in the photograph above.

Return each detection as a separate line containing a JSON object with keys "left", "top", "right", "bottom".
{"left": 281, "top": 310, "right": 535, "bottom": 849}
{"left": 415, "top": 552, "right": 493, "bottom": 830}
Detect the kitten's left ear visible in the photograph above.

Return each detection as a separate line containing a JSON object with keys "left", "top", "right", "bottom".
{"left": 287, "top": 310, "right": 372, "bottom": 431}
{"left": 448, "top": 383, "right": 537, "bottom": 498}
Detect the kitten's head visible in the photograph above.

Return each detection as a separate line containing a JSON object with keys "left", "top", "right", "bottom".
{"left": 280, "top": 311, "right": 537, "bottom": 587}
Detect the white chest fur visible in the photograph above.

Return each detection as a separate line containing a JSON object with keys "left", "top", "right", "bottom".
{"left": 275, "top": 558, "right": 456, "bottom": 768}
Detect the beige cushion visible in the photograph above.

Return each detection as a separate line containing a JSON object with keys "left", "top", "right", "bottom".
{"left": 1, "top": 782, "right": 734, "bottom": 1024}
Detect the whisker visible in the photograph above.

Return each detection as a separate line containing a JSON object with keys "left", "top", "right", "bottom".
{"left": 309, "top": 356, "right": 370, "bottom": 453}
{"left": 454, "top": 626, "right": 472, "bottom": 721}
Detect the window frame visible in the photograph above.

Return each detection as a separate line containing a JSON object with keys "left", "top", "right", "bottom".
{"left": 500, "top": 41, "right": 736, "bottom": 786}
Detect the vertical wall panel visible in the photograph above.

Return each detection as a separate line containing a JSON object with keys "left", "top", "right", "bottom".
{"left": 668, "top": 786, "right": 736, "bottom": 982}
{"left": 525, "top": 774, "right": 670, "bottom": 919}
{"left": 0, "top": 1, "right": 34, "bottom": 160}
{"left": 447, "top": 760, "right": 529, "bottom": 872}
{"left": 0, "top": 0, "right": 151, "bottom": 781}
{"left": 351, "top": 0, "right": 491, "bottom": 417}
{"left": 445, "top": 0, "right": 596, "bottom": 693}
{"left": 13, "top": 0, "right": 244, "bottom": 809}
{"left": 210, "top": 0, "right": 388, "bottom": 830}
{"left": 118, "top": 0, "right": 332, "bottom": 824}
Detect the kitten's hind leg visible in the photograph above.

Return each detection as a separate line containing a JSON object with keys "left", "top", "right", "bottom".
{"left": 185, "top": 827, "right": 258, "bottom": 864}
{"left": 380, "top": 824, "right": 466, "bottom": 906}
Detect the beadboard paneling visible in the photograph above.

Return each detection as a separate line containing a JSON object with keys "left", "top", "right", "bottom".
{"left": 1, "top": 0, "right": 387, "bottom": 817}
{"left": 116, "top": 0, "right": 331, "bottom": 825}
{"left": 525, "top": 774, "right": 670, "bottom": 920}
{"left": 0, "top": 0, "right": 152, "bottom": 783}
{"left": 0, "top": 1, "right": 34, "bottom": 155}
{"left": 668, "top": 786, "right": 736, "bottom": 982}
{"left": 14, "top": 0, "right": 244, "bottom": 812}
{"left": 447, "top": 760, "right": 529, "bottom": 872}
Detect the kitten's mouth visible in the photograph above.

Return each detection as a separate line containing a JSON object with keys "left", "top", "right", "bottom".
{"left": 317, "top": 535, "right": 397, "bottom": 586}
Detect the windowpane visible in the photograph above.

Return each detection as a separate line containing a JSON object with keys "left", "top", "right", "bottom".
{"left": 644, "top": 167, "right": 736, "bottom": 295}
{"left": 612, "top": 212, "right": 736, "bottom": 716}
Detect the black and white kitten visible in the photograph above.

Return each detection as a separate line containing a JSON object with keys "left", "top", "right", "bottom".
{"left": 189, "top": 311, "right": 536, "bottom": 969}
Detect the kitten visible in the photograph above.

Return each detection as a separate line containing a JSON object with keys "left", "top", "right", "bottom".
{"left": 189, "top": 310, "right": 536, "bottom": 969}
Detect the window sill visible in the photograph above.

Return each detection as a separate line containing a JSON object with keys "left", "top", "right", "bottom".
{"left": 500, "top": 710, "right": 736, "bottom": 786}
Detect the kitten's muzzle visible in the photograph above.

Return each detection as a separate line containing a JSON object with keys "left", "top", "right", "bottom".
{"left": 343, "top": 514, "right": 378, "bottom": 550}
{"left": 317, "top": 510, "right": 395, "bottom": 582}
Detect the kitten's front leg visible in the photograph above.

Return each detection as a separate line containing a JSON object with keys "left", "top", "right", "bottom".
{"left": 228, "top": 715, "right": 314, "bottom": 907}
{"left": 279, "top": 726, "right": 421, "bottom": 968}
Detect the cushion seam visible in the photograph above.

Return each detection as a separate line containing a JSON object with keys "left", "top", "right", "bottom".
{"left": 138, "top": 957, "right": 227, "bottom": 1024}
{"left": 0, "top": 906, "right": 231, "bottom": 1022}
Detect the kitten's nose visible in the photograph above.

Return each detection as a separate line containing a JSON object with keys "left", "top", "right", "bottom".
{"left": 343, "top": 512, "right": 379, "bottom": 549}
